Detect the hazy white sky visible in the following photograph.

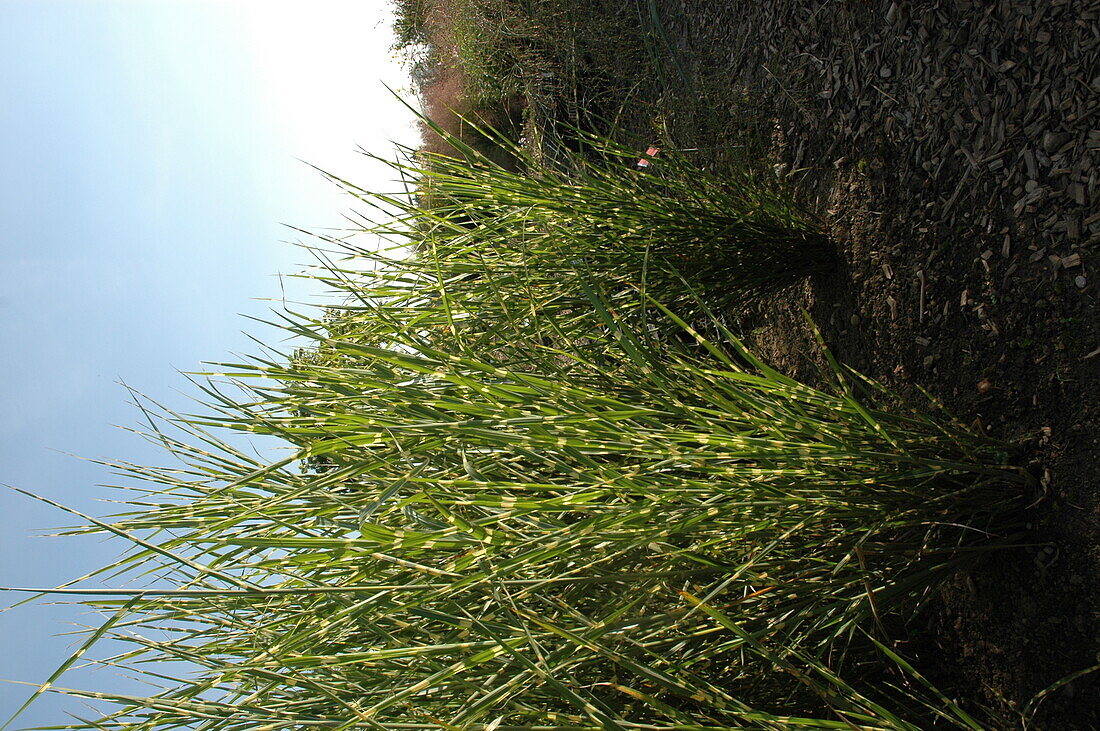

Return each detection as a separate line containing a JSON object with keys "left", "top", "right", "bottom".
{"left": 0, "top": 1, "right": 418, "bottom": 724}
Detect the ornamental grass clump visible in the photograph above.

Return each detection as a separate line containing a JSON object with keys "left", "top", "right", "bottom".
{"left": 4, "top": 239, "right": 1025, "bottom": 730}
{"left": 347, "top": 114, "right": 832, "bottom": 323}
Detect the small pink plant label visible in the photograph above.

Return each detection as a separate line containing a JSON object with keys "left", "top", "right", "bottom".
{"left": 636, "top": 146, "right": 661, "bottom": 167}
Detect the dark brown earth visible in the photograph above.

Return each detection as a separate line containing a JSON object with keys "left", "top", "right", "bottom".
{"left": 645, "top": 0, "right": 1099, "bottom": 727}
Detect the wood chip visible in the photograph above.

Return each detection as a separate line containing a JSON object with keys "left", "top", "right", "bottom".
{"left": 1024, "top": 149, "right": 1038, "bottom": 178}
{"left": 917, "top": 270, "right": 927, "bottom": 322}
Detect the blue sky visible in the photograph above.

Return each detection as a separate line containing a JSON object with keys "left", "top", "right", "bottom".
{"left": 0, "top": 1, "right": 417, "bottom": 724}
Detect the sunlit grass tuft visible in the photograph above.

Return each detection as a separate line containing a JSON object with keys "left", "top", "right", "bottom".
{"left": 342, "top": 113, "right": 832, "bottom": 333}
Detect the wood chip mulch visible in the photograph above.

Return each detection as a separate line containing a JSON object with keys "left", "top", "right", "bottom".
{"left": 654, "top": 0, "right": 1099, "bottom": 726}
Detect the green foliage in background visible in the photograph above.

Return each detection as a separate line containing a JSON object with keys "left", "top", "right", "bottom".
{"left": 390, "top": 0, "right": 689, "bottom": 137}
{"left": 391, "top": 0, "right": 539, "bottom": 105}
